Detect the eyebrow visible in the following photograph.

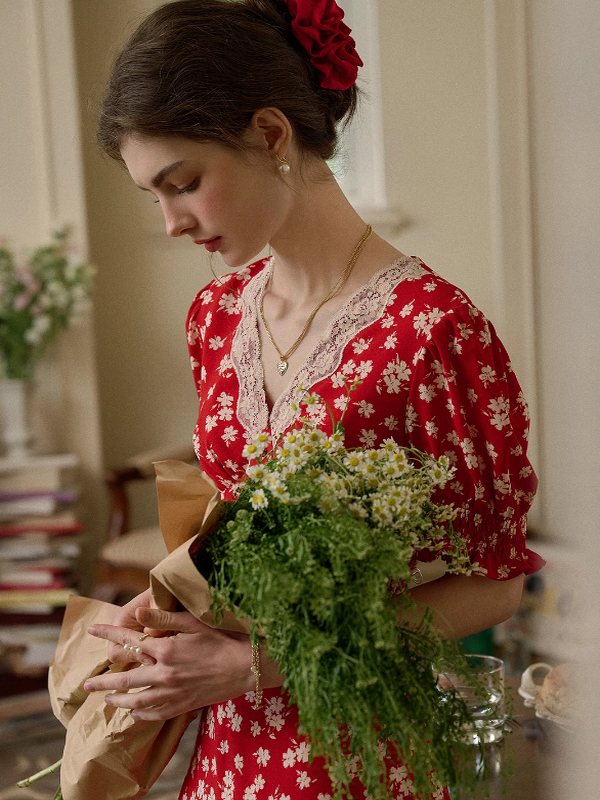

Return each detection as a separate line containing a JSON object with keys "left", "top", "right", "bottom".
{"left": 138, "top": 160, "right": 186, "bottom": 190}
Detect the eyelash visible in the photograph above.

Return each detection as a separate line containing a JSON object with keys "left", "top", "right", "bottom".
{"left": 153, "top": 179, "right": 199, "bottom": 204}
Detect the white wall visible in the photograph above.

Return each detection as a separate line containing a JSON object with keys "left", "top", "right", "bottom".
{"left": 0, "top": 0, "right": 104, "bottom": 584}
{"left": 527, "top": 0, "right": 600, "bottom": 795}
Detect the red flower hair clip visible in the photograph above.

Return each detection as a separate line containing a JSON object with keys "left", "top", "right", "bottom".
{"left": 285, "top": 0, "right": 363, "bottom": 90}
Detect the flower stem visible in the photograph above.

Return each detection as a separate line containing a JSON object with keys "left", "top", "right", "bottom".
{"left": 17, "top": 758, "right": 62, "bottom": 788}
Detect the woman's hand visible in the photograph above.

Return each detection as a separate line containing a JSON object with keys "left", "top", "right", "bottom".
{"left": 84, "top": 608, "right": 256, "bottom": 720}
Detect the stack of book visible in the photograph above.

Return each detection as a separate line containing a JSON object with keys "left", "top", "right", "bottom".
{"left": 0, "top": 454, "right": 81, "bottom": 677}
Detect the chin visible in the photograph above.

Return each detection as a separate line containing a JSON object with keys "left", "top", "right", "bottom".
{"left": 221, "top": 248, "right": 266, "bottom": 270}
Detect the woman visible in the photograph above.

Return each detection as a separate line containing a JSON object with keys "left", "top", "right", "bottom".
{"left": 84, "top": 1, "right": 544, "bottom": 798}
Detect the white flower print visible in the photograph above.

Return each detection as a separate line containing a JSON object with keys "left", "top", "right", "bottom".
{"left": 494, "top": 473, "right": 512, "bottom": 496}
{"left": 191, "top": 356, "right": 200, "bottom": 369}
{"left": 381, "top": 357, "right": 411, "bottom": 394}
{"left": 202, "top": 757, "right": 210, "bottom": 773}
{"left": 222, "top": 426, "right": 239, "bottom": 445}
{"left": 405, "top": 404, "right": 419, "bottom": 433}
{"left": 359, "top": 429, "right": 377, "bottom": 447}
{"left": 485, "top": 442, "right": 498, "bottom": 461}
{"left": 243, "top": 787, "right": 256, "bottom": 800}
{"left": 425, "top": 419, "right": 439, "bottom": 438}
{"left": 209, "top": 335, "right": 226, "bottom": 350}
{"left": 390, "top": 765, "right": 408, "bottom": 784}
{"left": 188, "top": 320, "right": 201, "bottom": 345}
{"left": 412, "top": 346, "right": 427, "bottom": 364}
{"left": 446, "top": 430, "right": 460, "bottom": 446}
{"left": 296, "top": 771, "right": 312, "bottom": 790}
{"left": 200, "top": 288, "right": 213, "bottom": 305}
{"left": 381, "top": 313, "right": 395, "bottom": 328}
{"left": 413, "top": 311, "right": 430, "bottom": 335}
{"left": 206, "top": 415, "right": 219, "bottom": 432}
{"left": 254, "top": 775, "right": 266, "bottom": 792}
{"left": 254, "top": 748, "right": 270, "bottom": 767}
{"left": 230, "top": 713, "right": 243, "bottom": 732}
{"left": 352, "top": 337, "right": 372, "bottom": 354}
{"left": 457, "top": 322, "right": 473, "bottom": 339}
{"left": 479, "top": 324, "right": 492, "bottom": 347}
{"left": 418, "top": 383, "right": 436, "bottom": 403}
{"left": 218, "top": 406, "right": 234, "bottom": 421}
{"left": 449, "top": 337, "right": 463, "bottom": 355}
{"left": 357, "top": 360, "right": 374, "bottom": 379}
{"left": 218, "top": 354, "right": 234, "bottom": 376}
{"left": 424, "top": 281, "right": 437, "bottom": 292}
{"left": 201, "top": 365, "right": 207, "bottom": 383}
{"left": 331, "top": 371, "right": 347, "bottom": 389}
{"left": 383, "top": 415, "right": 398, "bottom": 431}
{"left": 295, "top": 742, "right": 310, "bottom": 763}
{"left": 282, "top": 748, "right": 296, "bottom": 768}
{"left": 497, "top": 564, "right": 511, "bottom": 579}
{"left": 488, "top": 396, "right": 511, "bottom": 430}
{"left": 467, "top": 387, "right": 478, "bottom": 405}
{"left": 218, "top": 740, "right": 230, "bottom": 754}
{"left": 479, "top": 364, "right": 497, "bottom": 387}
{"left": 399, "top": 301, "right": 414, "bottom": 318}
{"left": 333, "top": 395, "right": 350, "bottom": 412}
{"left": 317, "top": 795, "right": 332, "bottom": 800}
{"left": 219, "top": 293, "right": 241, "bottom": 314}
{"left": 357, "top": 400, "right": 375, "bottom": 418}
{"left": 235, "top": 265, "right": 252, "bottom": 281}
{"left": 520, "top": 465, "right": 533, "bottom": 478}
{"left": 234, "top": 754, "right": 244, "bottom": 773}
{"left": 450, "top": 479, "right": 464, "bottom": 495}
{"left": 250, "top": 721, "right": 262, "bottom": 737}
{"left": 383, "top": 332, "right": 398, "bottom": 349}
{"left": 217, "top": 392, "right": 233, "bottom": 407}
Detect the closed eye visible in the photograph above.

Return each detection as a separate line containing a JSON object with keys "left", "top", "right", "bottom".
{"left": 178, "top": 178, "right": 199, "bottom": 195}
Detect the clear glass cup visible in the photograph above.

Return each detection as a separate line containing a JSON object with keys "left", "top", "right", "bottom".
{"left": 438, "top": 654, "right": 506, "bottom": 745}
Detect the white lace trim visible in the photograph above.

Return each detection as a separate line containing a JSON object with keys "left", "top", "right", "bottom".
{"left": 230, "top": 256, "right": 428, "bottom": 438}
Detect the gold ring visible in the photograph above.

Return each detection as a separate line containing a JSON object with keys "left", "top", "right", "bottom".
{"left": 138, "top": 633, "right": 150, "bottom": 641}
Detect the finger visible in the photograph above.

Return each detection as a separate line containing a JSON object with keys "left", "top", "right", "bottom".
{"left": 136, "top": 607, "right": 199, "bottom": 634}
{"left": 84, "top": 663, "right": 155, "bottom": 694}
{"left": 87, "top": 624, "right": 156, "bottom": 666}
{"left": 104, "top": 687, "right": 162, "bottom": 711}
{"left": 107, "top": 641, "right": 157, "bottom": 667}
{"left": 132, "top": 702, "right": 200, "bottom": 722}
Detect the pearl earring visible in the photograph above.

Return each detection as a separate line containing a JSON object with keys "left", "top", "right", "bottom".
{"left": 277, "top": 156, "right": 291, "bottom": 175}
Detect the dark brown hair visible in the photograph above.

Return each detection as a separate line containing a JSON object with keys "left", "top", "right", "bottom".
{"left": 97, "top": 0, "right": 359, "bottom": 162}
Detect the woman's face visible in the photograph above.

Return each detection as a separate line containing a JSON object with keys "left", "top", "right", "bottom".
{"left": 120, "top": 134, "right": 292, "bottom": 268}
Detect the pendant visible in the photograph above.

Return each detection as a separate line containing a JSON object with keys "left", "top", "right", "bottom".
{"left": 276, "top": 360, "right": 288, "bottom": 376}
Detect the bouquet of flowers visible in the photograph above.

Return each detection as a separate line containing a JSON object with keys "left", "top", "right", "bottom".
{"left": 0, "top": 229, "right": 95, "bottom": 380}
{"left": 198, "top": 387, "right": 483, "bottom": 799}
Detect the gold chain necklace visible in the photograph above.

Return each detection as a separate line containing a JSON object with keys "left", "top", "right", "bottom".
{"left": 258, "top": 224, "right": 373, "bottom": 376}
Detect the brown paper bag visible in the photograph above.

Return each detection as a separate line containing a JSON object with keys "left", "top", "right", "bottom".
{"left": 49, "top": 595, "right": 196, "bottom": 800}
{"left": 151, "top": 460, "right": 250, "bottom": 634}
{"left": 49, "top": 461, "right": 232, "bottom": 799}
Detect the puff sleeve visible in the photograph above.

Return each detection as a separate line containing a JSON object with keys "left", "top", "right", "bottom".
{"left": 405, "top": 300, "right": 543, "bottom": 580}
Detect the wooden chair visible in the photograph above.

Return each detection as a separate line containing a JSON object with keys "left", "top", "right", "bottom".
{"left": 93, "top": 443, "right": 197, "bottom": 604}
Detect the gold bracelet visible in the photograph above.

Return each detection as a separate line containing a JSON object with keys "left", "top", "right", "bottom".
{"left": 251, "top": 642, "right": 263, "bottom": 710}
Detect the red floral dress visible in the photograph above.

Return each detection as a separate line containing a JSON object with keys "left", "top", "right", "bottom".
{"left": 179, "top": 255, "right": 543, "bottom": 800}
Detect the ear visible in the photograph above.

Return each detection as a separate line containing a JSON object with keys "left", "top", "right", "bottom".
{"left": 247, "top": 107, "right": 293, "bottom": 159}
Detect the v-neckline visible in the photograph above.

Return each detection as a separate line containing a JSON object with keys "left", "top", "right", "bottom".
{"left": 230, "top": 255, "right": 425, "bottom": 437}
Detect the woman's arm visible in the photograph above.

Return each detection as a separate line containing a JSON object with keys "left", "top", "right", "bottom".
{"left": 406, "top": 572, "right": 524, "bottom": 639}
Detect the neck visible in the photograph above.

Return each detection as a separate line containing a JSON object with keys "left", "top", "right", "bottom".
{"left": 266, "top": 169, "right": 372, "bottom": 300}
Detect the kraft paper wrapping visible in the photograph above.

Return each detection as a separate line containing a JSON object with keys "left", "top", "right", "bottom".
{"left": 48, "top": 596, "right": 196, "bottom": 800}
{"left": 150, "top": 459, "right": 251, "bottom": 634}
{"left": 47, "top": 461, "right": 247, "bottom": 800}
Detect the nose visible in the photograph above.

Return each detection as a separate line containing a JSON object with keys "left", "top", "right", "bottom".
{"left": 163, "top": 204, "right": 196, "bottom": 238}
